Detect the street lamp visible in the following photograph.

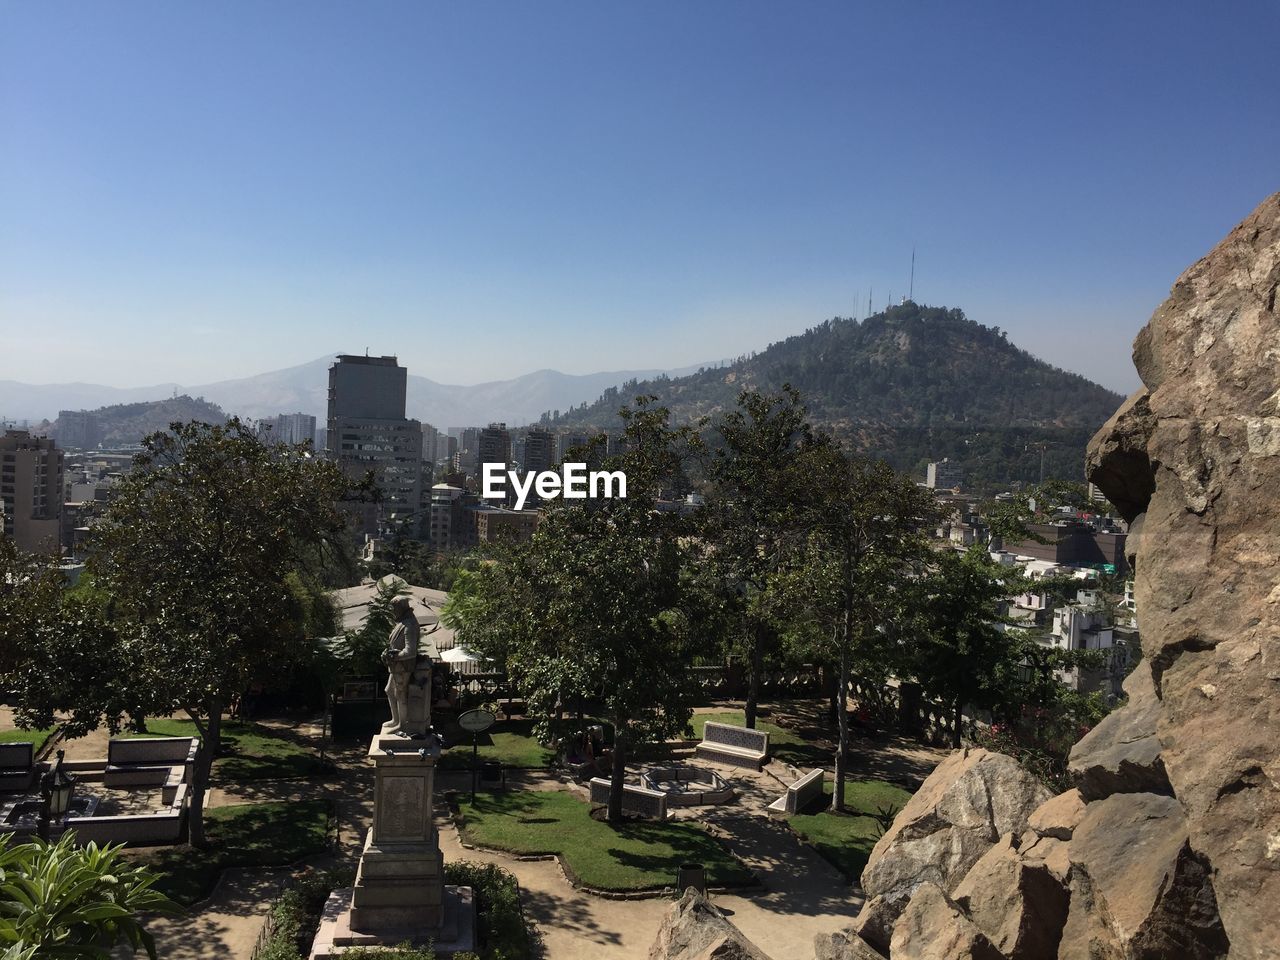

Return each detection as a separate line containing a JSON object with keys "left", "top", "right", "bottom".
{"left": 38, "top": 749, "right": 76, "bottom": 841}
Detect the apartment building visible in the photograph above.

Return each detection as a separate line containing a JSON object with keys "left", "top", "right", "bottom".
{"left": 1, "top": 430, "right": 64, "bottom": 554}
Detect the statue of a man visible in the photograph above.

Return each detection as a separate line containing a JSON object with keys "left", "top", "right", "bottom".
{"left": 380, "top": 596, "right": 420, "bottom": 736}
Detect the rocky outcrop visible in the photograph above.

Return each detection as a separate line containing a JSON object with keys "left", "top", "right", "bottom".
{"left": 1026, "top": 789, "right": 1085, "bottom": 841}
{"left": 1067, "top": 664, "right": 1170, "bottom": 801}
{"left": 1063, "top": 792, "right": 1227, "bottom": 960}
{"left": 1086, "top": 191, "right": 1280, "bottom": 957}
{"left": 857, "top": 748, "right": 1051, "bottom": 936}
{"left": 888, "top": 883, "right": 1003, "bottom": 960}
{"left": 650, "top": 890, "right": 772, "bottom": 960}
{"left": 814, "top": 929, "right": 885, "bottom": 960}
{"left": 951, "top": 834, "right": 1069, "bottom": 960}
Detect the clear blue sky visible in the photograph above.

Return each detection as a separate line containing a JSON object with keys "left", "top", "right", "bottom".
{"left": 3, "top": 2, "right": 1277, "bottom": 393}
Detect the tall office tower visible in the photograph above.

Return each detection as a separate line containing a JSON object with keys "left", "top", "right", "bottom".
{"left": 460, "top": 427, "right": 480, "bottom": 455}
{"left": 262, "top": 412, "right": 317, "bottom": 446}
{"left": 477, "top": 423, "right": 512, "bottom": 470}
{"left": 421, "top": 423, "right": 440, "bottom": 465}
{"left": 522, "top": 428, "right": 555, "bottom": 474}
{"left": 1, "top": 430, "right": 64, "bottom": 554}
{"left": 557, "top": 432, "right": 589, "bottom": 464}
{"left": 55, "top": 410, "right": 102, "bottom": 450}
{"left": 326, "top": 355, "right": 424, "bottom": 537}
{"left": 442, "top": 434, "right": 458, "bottom": 463}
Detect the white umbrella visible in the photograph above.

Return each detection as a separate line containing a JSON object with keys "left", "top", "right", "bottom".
{"left": 441, "top": 646, "right": 480, "bottom": 664}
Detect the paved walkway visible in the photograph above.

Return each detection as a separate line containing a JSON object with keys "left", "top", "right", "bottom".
{"left": 137, "top": 867, "right": 292, "bottom": 960}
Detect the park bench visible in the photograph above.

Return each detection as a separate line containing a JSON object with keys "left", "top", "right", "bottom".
{"left": 766, "top": 767, "right": 825, "bottom": 818}
{"left": 104, "top": 737, "right": 197, "bottom": 789}
{"left": 695, "top": 721, "right": 769, "bottom": 770}
{"left": 0, "top": 742, "right": 36, "bottom": 792}
{"left": 588, "top": 777, "right": 668, "bottom": 820}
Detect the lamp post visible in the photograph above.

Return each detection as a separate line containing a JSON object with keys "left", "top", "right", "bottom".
{"left": 37, "top": 749, "right": 76, "bottom": 842}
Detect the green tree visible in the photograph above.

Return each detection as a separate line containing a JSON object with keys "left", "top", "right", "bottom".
{"left": 9, "top": 420, "right": 351, "bottom": 846}
{"left": 911, "top": 547, "right": 1030, "bottom": 748}
{"left": 794, "top": 448, "right": 936, "bottom": 809}
{"left": 0, "top": 833, "right": 177, "bottom": 958}
{"left": 703, "top": 386, "right": 819, "bottom": 728}
{"left": 449, "top": 399, "right": 702, "bottom": 821}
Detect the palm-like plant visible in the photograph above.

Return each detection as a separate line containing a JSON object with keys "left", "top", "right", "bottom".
{"left": 0, "top": 832, "right": 177, "bottom": 958}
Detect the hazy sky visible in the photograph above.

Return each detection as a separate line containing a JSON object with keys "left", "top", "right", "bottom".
{"left": 3, "top": 3, "right": 1277, "bottom": 393}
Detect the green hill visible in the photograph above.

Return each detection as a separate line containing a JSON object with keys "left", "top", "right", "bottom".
{"left": 545, "top": 302, "right": 1124, "bottom": 490}
{"left": 52, "top": 395, "right": 228, "bottom": 448}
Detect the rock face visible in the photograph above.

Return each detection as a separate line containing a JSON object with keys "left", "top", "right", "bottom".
{"left": 1062, "top": 792, "right": 1228, "bottom": 960}
{"left": 858, "top": 747, "right": 1051, "bottom": 937}
{"left": 649, "top": 890, "right": 772, "bottom": 960}
{"left": 813, "top": 929, "right": 885, "bottom": 960}
{"left": 1067, "top": 664, "right": 1171, "bottom": 801}
{"left": 951, "top": 834, "right": 1069, "bottom": 960}
{"left": 1027, "top": 789, "right": 1085, "bottom": 840}
{"left": 888, "top": 883, "right": 1003, "bottom": 960}
{"left": 1086, "top": 191, "right": 1280, "bottom": 958}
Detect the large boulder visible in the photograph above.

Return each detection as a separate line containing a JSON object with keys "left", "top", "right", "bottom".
{"left": 1026, "top": 789, "right": 1086, "bottom": 841}
{"left": 1087, "top": 190, "right": 1280, "bottom": 957}
{"left": 813, "top": 928, "right": 885, "bottom": 960}
{"left": 1061, "top": 792, "right": 1228, "bottom": 960}
{"left": 649, "top": 889, "right": 771, "bottom": 960}
{"left": 951, "top": 833, "right": 1070, "bottom": 960}
{"left": 856, "top": 747, "right": 1051, "bottom": 935}
{"left": 888, "top": 883, "right": 1003, "bottom": 960}
{"left": 1067, "top": 664, "right": 1171, "bottom": 801}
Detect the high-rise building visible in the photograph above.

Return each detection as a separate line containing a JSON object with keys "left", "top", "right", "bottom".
{"left": 477, "top": 423, "right": 512, "bottom": 471}
{"left": 926, "top": 458, "right": 964, "bottom": 490}
{"left": 326, "top": 355, "right": 424, "bottom": 537}
{"left": 421, "top": 423, "right": 440, "bottom": 465}
{"left": 55, "top": 411, "right": 102, "bottom": 450}
{"left": 1, "top": 430, "right": 64, "bottom": 554}
{"left": 522, "top": 429, "right": 555, "bottom": 474}
{"left": 557, "top": 432, "right": 589, "bottom": 464}
{"left": 428, "top": 483, "right": 470, "bottom": 552}
{"left": 260, "top": 413, "right": 316, "bottom": 447}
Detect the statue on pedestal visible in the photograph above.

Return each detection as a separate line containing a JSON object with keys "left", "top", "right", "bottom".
{"left": 381, "top": 596, "right": 421, "bottom": 736}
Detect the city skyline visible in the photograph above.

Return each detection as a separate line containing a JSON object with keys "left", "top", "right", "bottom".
{"left": 4, "top": 2, "right": 1279, "bottom": 394}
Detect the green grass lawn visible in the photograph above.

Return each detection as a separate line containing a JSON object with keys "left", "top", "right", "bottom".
{"left": 0, "top": 727, "right": 55, "bottom": 751}
{"left": 146, "top": 800, "right": 331, "bottom": 905}
{"left": 787, "top": 779, "right": 913, "bottom": 881}
{"left": 438, "top": 717, "right": 555, "bottom": 770}
{"left": 457, "top": 789, "right": 754, "bottom": 891}
{"left": 687, "top": 710, "right": 830, "bottom": 767}
{"left": 127, "top": 718, "right": 328, "bottom": 781}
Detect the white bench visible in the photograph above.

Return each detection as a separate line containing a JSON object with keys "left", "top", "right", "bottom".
{"left": 767, "top": 768, "right": 825, "bottom": 818}
{"left": 0, "top": 742, "right": 36, "bottom": 793}
{"left": 105, "top": 737, "right": 197, "bottom": 788}
{"left": 695, "top": 721, "right": 769, "bottom": 770}
{"left": 588, "top": 778, "right": 668, "bottom": 819}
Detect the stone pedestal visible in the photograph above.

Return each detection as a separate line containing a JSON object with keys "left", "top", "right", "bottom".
{"left": 349, "top": 734, "right": 445, "bottom": 930}
{"left": 309, "top": 733, "right": 474, "bottom": 958}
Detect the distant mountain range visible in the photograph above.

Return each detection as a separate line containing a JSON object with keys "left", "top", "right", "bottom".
{"left": 548, "top": 302, "right": 1125, "bottom": 489}
{"left": 0, "top": 357, "right": 713, "bottom": 429}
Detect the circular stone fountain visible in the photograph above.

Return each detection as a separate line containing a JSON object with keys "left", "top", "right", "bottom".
{"left": 640, "top": 765, "right": 735, "bottom": 806}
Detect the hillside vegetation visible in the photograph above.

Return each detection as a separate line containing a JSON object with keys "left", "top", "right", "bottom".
{"left": 50, "top": 395, "right": 227, "bottom": 448}
{"left": 545, "top": 303, "right": 1123, "bottom": 489}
